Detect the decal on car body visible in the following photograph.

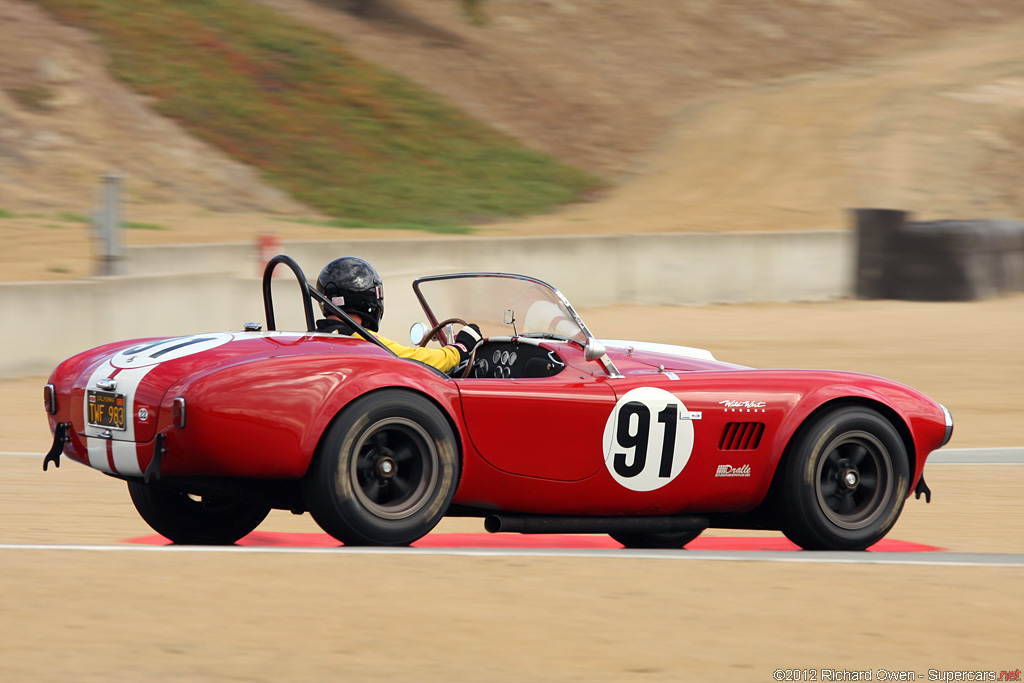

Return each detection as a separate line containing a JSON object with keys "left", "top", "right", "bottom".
{"left": 715, "top": 464, "right": 752, "bottom": 478}
{"left": 112, "top": 333, "right": 233, "bottom": 369}
{"left": 602, "top": 387, "right": 696, "bottom": 492}
{"left": 719, "top": 399, "right": 767, "bottom": 412}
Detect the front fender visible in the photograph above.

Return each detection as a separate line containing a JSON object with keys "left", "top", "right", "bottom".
{"left": 764, "top": 373, "right": 948, "bottom": 502}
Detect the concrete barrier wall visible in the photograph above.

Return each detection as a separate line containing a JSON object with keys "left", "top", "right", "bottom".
{"left": 621, "top": 231, "right": 850, "bottom": 305}
{"left": 124, "top": 242, "right": 257, "bottom": 279}
{"left": 124, "top": 230, "right": 853, "bottom": 306}
{"left": 3, "top": 231, "right": 852, "bottom": 379}
{"left": 1, "top": 273, "right": 251, "bottom": 378}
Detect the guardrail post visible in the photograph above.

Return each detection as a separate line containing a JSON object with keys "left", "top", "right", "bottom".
{"left": 93, "top": 173, "right": 123, "bottom": 276}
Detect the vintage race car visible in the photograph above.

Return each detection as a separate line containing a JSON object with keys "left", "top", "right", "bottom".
{"left": 43, "top": 256, "right": 953, "bottom": 550}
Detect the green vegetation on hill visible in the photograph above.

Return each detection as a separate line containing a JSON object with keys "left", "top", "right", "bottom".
{"left": 34, "top": 0, "right": 601, "bottom": 230}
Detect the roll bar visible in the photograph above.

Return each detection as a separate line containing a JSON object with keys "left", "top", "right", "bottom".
{"left": 261, "top": 254, "right": 395, "bottom": 356}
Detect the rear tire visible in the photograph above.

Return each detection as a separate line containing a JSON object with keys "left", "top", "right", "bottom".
{"left": 302, "top": 390, "right": 460, "bottom": 546}
{"left": 127, "top": 482, "right": 270, "bottom": 545}
{"left": 610, "top": 530, "right": 702, "bottom": 549}
{"left": 778, "top": 406, "right": 909, "bottom": 550}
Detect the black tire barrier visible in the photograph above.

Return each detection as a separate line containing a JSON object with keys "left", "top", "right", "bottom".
{"left": 853, "top": 209, "right": 1024, "bottom": 301}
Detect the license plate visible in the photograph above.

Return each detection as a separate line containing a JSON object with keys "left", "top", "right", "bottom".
{"left": 87, "top": 390, "right": 127, "bottom": 431}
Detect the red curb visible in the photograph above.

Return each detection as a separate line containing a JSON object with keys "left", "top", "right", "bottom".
{"left": 126, "top": 531, "right": 943, "bottom": 552}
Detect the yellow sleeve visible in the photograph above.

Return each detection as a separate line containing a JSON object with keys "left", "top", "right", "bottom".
{"left": 371, "top": 332, "right": 462, "bottom": 373}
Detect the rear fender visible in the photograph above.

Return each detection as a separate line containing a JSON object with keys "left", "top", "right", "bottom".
{"left": 298, "top": 363, "right": 465, "bottom": 469}
{"left": 306, "top": 383, "right": 469, "bottom": 486}
{"left": 160, "top": 355, "right": 460, "bottom": 478}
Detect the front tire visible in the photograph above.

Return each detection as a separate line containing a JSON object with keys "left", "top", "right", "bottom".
{"left": 302, "top": 390, "right": 460, "bottom": 546}
{"left": 778, "top": 406, "right": 909, "bottom": 550}
{"left": 127, "top": 482, "right": 270, "bottom": 545}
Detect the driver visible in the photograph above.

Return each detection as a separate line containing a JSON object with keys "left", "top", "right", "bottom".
{"left": 315, "top": 257, "right": 482, "bottom": 373}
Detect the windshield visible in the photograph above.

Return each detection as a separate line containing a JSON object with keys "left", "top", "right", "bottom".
{"left": 413, "top": 274, "right": 590, "bottom": 343}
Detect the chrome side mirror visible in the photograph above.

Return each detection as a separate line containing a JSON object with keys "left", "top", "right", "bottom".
{"left": 409, "top": 322, "right": 426, "bottom": 345}
{"left": 583, "top": 338, "right": 607, "bottom": 362}
{"left": 584, "top": 337, "right": 623, "bottom": 378}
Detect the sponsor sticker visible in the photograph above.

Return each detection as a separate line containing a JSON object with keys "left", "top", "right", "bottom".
{"left": 715, "top": 464, "right": 752, "bottom": 478}
{"left": 719, "top": 399, "right": 767, "bottom": 413}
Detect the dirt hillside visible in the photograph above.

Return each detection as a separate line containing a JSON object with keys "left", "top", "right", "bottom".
{"left": 2, "top": 1, "right": 1024, "bottom": 282}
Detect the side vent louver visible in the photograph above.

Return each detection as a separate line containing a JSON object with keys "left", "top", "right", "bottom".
{"left": 719, "top": 422, "right": 765, "bottom": 450}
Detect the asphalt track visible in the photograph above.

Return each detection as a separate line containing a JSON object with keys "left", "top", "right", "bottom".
{"left": 3, "top": 447, "right": 1021, "bottom": 567}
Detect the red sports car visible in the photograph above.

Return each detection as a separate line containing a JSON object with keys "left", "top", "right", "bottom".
{"left": 42, "top": 256, "right": 952, "bottom": 550}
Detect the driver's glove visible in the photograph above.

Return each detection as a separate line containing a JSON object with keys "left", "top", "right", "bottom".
{"left": 453, "top": 323, "right": 483, "bottom": 363}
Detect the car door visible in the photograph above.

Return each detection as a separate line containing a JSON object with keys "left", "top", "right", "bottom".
{"left": 456, "top": 370, "right": 618, "bottom": 482}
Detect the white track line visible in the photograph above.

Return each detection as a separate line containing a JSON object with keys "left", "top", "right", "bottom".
{"left": 1, "top": 543, "right": 1022, "bottom": 566}
{"left": 926, "top": 447, "right": 1024, "bottom": 464}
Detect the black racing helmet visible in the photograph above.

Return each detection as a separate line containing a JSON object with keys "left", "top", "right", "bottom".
{"left": 316, "top": 257, "right": 384, "bottom": 332}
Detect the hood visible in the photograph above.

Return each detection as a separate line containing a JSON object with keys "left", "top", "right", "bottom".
{"left": 601, "top": 338, "right": 749, "bottom": 373}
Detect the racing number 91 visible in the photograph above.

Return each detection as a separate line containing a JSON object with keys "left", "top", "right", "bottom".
{"left": 603, "top": 387, "right": 695, "bottom": 492}
{"left": 613, "top": 402, "right": 677, "bottom": 478}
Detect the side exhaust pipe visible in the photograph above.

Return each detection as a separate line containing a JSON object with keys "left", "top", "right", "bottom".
{"left": 484, "top": 513, "right": 709, "bottom": 535}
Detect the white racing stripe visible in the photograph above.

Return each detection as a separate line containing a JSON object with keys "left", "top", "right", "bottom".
{"left": 84, "top": 358, "right": 117, "bottom": 473}
{"left": 83, "top": 360, "right": 157, "bottom": 476}
{"left": 112, "top": 441, "right": 144, "bottom": 475}
{"left": 86, "top": 438, "right": 109, "bottom": 473}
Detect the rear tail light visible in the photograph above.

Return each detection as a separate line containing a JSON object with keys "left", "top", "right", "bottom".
{"left": 172, "top": 397, "right": 187, "bottom": 429}
{"left": 43, "top": 384, "right": 57, "bottom": 415}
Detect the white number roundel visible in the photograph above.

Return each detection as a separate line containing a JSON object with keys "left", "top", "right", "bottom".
{"left": 602, "top": 387, "right": 694, "bottom": 492}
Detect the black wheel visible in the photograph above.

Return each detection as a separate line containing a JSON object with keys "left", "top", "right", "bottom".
{"left": 778, "top": 406, "right": 909, "bottom": 550}
{"left": 302, "top": 390, "right": 460, "bottom": 546}
{"left": 610, "top": 530, "right": 703, "bottom": 549}
{"left": 127, "top": 482, "right": 270, "bottom": 545}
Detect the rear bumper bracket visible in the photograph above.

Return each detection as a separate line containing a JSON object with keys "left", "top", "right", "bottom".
{"left": 43, "top": 422, "right": 69, "bottom": 471}
{"left": 144, "top": 433, "right": 165, "bottom": 484}
{"left": 914, "top": 474, "right": 932, "bottom": 503}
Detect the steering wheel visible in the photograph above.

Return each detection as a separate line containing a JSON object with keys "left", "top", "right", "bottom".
{"left": 417, "top": 317, "right": 467, "bottom": 347}
{"left": 417, "top": 317, "right": 481, "bottom": 379}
